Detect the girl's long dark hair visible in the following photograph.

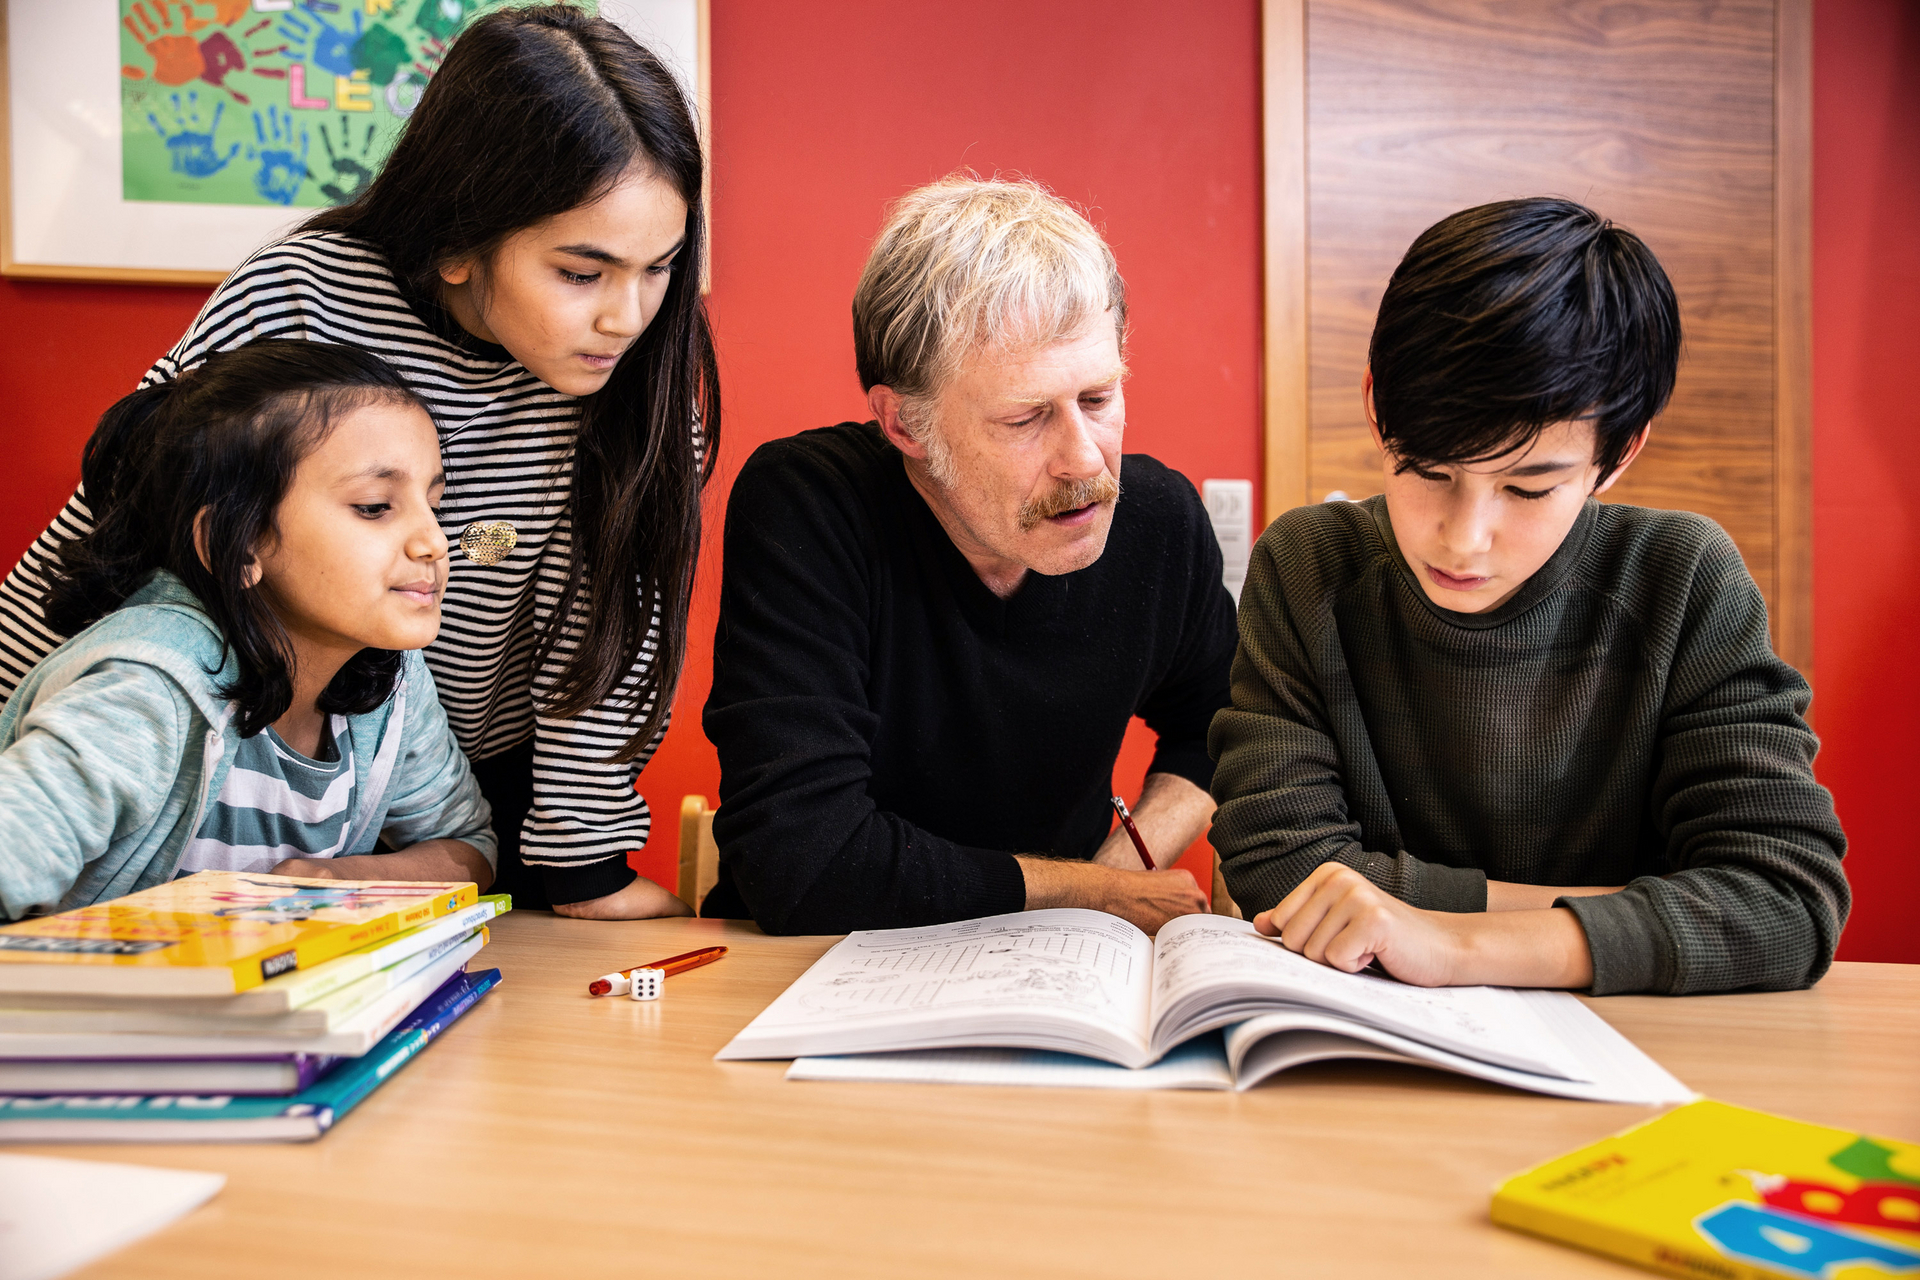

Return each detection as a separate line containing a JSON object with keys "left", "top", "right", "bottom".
{"left": 303, "top": 4, "right": 719, "bottom": 761}
{"left": 46, "top": 341, "right": 425, "bottom": 738}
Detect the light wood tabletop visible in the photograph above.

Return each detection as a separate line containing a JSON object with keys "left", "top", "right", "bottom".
{"left": 28, "top": 912, "right": 1920, "bottom": 1279}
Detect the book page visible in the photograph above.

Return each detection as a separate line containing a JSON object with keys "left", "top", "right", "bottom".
{"left": 717, "top": 909, "right": 1156, "bottom": 1064}
{"left": 786, "top": 1032, "right": 1235, "bottom": 1091}
{"left": 1223, "top": 994, "right": 1693, "bottom": 1104}
{"left": 0, "top": 1154, "right": 223, "bottom": 1280}
{"left": 1148, "top": 915, "right": 1587, "bottom": 1080}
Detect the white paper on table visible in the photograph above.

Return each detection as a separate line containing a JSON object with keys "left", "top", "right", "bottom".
{"left": 0, "top": 1154, "right": 223, "bottom": 1280}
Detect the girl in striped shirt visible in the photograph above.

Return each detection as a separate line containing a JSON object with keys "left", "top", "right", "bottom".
{"left": 0, "top": 6, "right": 716, "bottom": 916}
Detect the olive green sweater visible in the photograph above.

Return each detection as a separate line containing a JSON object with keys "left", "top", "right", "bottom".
{"left": 1208, "top": 496, "right": 1848, "bottom": 996}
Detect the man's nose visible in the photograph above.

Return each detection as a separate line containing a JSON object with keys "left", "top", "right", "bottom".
{"left": 1049, "top": 404, "right": 1107, "bottom": 479}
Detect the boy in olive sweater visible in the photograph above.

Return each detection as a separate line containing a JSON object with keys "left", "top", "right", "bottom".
{"left": 1208, "top": 198, "right": 1847, "bottom": 996}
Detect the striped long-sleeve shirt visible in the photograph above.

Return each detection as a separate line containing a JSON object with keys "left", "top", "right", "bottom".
{"left": 0, "top": 231, "right": 661, "bottom": 901}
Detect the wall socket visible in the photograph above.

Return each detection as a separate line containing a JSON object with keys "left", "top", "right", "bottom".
{"left": 1202, "top": 479, "right": 1254, "bottom": 604}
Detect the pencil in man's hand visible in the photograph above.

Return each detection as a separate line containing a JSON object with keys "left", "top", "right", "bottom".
{"left": 1109, "top": 795, "right": 1156, "bottom": 870}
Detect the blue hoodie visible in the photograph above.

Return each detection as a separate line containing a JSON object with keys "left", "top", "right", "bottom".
{"left": 0, "top": 572, "right": 494, "bottom": 919}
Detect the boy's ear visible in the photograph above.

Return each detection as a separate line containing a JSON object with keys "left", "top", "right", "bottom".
{"left": 193, "top": 507, "right": 263, "bottom": 589}
{"left": 1361, "top": 367, "right": 1386, "bottom": 452}
{"left": 1591, "top": 424, "right": 1653, "bottom": 497}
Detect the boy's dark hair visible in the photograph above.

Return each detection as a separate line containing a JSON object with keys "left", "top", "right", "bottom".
{"left": 45, "top": 340, "right": 427, "bottom": 739}
{"left": 304, "top": 4, "right": 718, "bottom": 762}
{"left": 1367, "top": 197, "right": 1681, "bottom": 483}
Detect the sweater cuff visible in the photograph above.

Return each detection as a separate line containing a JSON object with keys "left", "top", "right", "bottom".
{"left": 959, "top": 846, "right": 1029, "bottom": 919}
{"left": 1557, "top": 888, "right": 1674, "bottom": 995}
{"left": 1413, "top": 860, "right": 1486, "bottom": 913}
{"left": 1147, "top": 739, "right": 1216, "bottom": 793}
{"left": 542, "top": 856, "right": 638, "bottom": 906}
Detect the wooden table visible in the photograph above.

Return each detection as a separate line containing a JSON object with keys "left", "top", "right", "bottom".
{"left": 32, "top": 914, "right": 1920, "bottom": 1279}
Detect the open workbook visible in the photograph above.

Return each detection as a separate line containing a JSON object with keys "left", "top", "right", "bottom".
{"left": 716, "top": 910, "right": 1692, "bottom": 1103}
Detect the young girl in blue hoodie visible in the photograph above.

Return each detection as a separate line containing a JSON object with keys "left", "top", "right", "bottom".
{"left": 0, "top": 340, "right": 495, "bottom": 920}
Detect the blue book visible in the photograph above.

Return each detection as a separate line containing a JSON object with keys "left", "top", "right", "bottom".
{"left": 0, "top": 969, "right": 500, "bottom": 1143}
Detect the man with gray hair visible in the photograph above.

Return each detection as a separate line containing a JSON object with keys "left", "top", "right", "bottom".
{"left": 699, "top": 177, "right": 1236, "bottom": 934}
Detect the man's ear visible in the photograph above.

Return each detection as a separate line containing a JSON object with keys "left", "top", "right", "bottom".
{"left": 868, "top": 385, "right": 929, "bottom": 461}
{"left": 1591, "top": 424, "right": 1653, "bottom": 497}
{"left": 1361, "top": 367, "right": 1386, "bottom": 453}
{"left": 193, "top": 507, "right": 263, "bottom": 589}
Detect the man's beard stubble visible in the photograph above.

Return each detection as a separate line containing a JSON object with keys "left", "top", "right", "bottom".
{"left": 919, "top": 427, "right": 1121, "bottom": 532}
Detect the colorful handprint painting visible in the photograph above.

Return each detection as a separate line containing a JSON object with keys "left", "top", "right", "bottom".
{"left": 119, "top": 0, "right": 554, "bottom": 208}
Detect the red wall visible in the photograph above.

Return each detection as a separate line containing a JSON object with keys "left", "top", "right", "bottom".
{"left": 5, "top": 0, "right": 1912, "bottom": 962}
{"left": 1812, "top": 0, "right": 1920, "bottom": 963}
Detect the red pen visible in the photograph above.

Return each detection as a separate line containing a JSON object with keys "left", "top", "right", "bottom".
{"left": 587, "top": 945, "right": 727, "bottom": 996}
{"left": 1109, "top": 795, "right": 1156, "bottom": 870}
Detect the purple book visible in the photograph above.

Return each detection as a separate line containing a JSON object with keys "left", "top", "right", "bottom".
{"left": 0, "top": 1053, "right": 337, "bottom": 1096}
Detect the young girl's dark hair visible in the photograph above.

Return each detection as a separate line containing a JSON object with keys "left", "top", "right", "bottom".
{"left": 45, "top": 340, "right": 427, "bottom": 739}
{"left": 303, "top": 3, "right": 718, "bottom": 762}
{"left": 1368, "top": 197, "right": 1681, "bottom": 485}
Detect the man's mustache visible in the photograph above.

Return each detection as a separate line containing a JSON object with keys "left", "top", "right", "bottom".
{"left": 1018, "top": 472, "right": 1121, "bottom": 531}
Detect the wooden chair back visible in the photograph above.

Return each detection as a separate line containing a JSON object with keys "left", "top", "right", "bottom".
{"left": 678, "top": 795, "right": 721, "bottom": 914}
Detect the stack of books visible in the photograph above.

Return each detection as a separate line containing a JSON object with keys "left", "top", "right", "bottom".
{"left": 0, "top": 871, "right": 507, "bottom": 1141}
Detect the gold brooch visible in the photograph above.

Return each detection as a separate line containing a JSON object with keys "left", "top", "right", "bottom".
{"left": 459, "top": 520, "right": 518, "bottom": 566}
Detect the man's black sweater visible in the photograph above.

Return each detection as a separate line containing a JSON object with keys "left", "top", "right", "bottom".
{"left": 701, "top": 422, "right": 1237, "bottom": 934}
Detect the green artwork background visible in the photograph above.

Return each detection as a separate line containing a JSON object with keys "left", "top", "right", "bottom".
{"left": 119, "top": 0, "right": 577, "bottom": 208}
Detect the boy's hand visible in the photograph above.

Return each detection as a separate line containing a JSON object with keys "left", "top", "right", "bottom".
{"left": 1254, "top": 863, "right": 1596, "bottom": 989}
{"left": 551, "top": 875, "right": 694, "bottom": 920}
{"left": 1255, "top": 863, "right": 1464, "bottom": 985}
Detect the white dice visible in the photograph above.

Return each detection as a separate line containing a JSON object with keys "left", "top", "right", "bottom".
{"left": 628, "top": 967, "right": 664, "bottom": 1001}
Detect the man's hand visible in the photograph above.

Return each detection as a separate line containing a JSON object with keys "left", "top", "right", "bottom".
{"left": 1254, "top": 863, "right": 1595, "bottom": 989}
{"left": 551, "top": 876, "right": 694, "bottom": 920}
{"left": 1018, "top": 857, "right": 1207, "bottom": 934}
{"left": 1091, "top": 772, "right": 1216, "bottom": 870}
{"left": 272, "top": 839, "right": 494, "bottom": 889}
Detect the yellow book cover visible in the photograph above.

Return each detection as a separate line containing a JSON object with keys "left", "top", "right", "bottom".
{"left": 1493, "top": 1099, "right": 1920, "bottom": 1279}
{"left": 0, "top": 872, "right": 478, "bottom": 996}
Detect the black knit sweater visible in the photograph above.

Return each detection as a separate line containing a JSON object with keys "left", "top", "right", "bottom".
{"left": 1208, "top": 495, "right": 1848, "bottom": 995}
{"left": 701, "top": 422, "right": 1238, "bottom": 934}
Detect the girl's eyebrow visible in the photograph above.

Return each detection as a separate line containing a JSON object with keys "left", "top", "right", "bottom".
{"left": 554, "top": 236, "right": 687, "bottom": 269}
{"left": 341, "top": 466, "right": 446, "bottom": 486}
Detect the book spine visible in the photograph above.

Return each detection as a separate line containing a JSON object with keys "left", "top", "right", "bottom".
{"left": 265, "top": 900, "right": 504, "bottom": 1011}
{"left": 1490, "top": 1194, "right": 1774, "bottom": 1280}
{"left": 308, "top": 969, "right": 502, "bottom": 1128}
{"left": 401, "top": 968, "right": 501, "bottom": 1040}
{"left": 354, "top": 902, "right": 500, "bottom": 977}
{"left": 302, "top": 928, "right": 483, "bottom": 1027}
{"left": 292, "top": 1054, "right": 339, "bottom": 1091}
{"left": 280, "top": 884, "right": 479, "bottom": 983}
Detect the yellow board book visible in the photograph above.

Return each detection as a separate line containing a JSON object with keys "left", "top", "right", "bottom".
{"left": 0, "top": 872, "right": 479, "bottom": 996}
{"left": 1493, "top": 1099, "right": 1920, "bottom": 1279}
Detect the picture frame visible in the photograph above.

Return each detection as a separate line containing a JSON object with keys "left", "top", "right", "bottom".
{"left": 1, "top": 0, "right": 706, "bottom": 285}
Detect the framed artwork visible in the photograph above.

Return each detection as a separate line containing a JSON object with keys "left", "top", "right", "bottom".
{"left": 2, "top": 0, "right": 705, "bottom": 284}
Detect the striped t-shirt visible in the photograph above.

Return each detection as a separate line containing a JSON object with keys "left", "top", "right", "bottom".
{"left": 175, "top": 718, "right": 357, "bottom": 876}
{"left": 0, "top": 231, "right": 659, "bottom": 900}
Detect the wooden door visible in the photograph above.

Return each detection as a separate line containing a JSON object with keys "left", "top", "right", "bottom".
{"left": 1262, "top": 0, "right": 1812, "bottom": 669}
